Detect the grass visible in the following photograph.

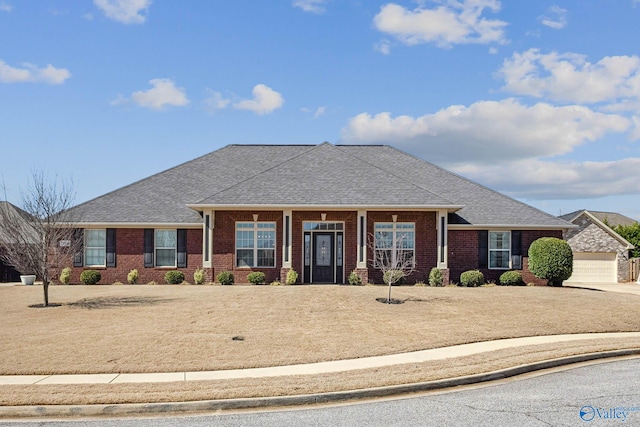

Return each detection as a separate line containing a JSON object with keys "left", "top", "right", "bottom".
{"left": 1, "top": 284, "right": 640, "bottom": 405}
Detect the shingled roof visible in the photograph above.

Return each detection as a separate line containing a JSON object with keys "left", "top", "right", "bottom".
{"left": 560, "top": 210, "right": 638, "bottom": 228}
{"left": 72, "top": 143, "right": 572, "bottom": 228}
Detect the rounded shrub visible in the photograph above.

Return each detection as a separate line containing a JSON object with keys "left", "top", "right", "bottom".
{"left": 247, "top": 271, "right": 266, "bottom": 285}
{"left": 217, "top": 271, "right": 234, "bottom": 285}
{"left": 164, "top": 270, "right": 185, "bottom": 284}
{"left": 193, "top": 268, "right": 206, "bottom": 285}
{"left": 285, "top": 269, "right": 298, "bottom": 285}
{"left": 528, "top": 237, "right": 573, "bottom": 287}
{"left": 80, "top": 270, "right": 101, "bottom": 285}
{"left": 127, "top": 269, "right": 139, "bottom": 285}
{"left": 428, "top": 267, "right": 444, "bottom": 287}
{"left": 348, "top": 270, "right": 363, "bottom": 286}
{"left": 59, "top": 267, "right": 72, "bottom": 285}
{"left": 499, "top": 270, "right": 523, "bottom": 286}
{"left": 460, "top": 270, "right": 484, "bottom": 287}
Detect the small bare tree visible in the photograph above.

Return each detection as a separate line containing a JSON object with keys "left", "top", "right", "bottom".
{"left": 369, "top": 229, "right": 416, "bottom": 303}
{"left": 0, "top": 171, "right": 81, "bottom": 307}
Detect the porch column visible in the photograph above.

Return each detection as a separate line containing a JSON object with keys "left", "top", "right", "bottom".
{"left": 437, "top": 209, "right": 448, "bottom": 269}
{"left": 282, "top": 210, "right": 292, "bottom": 269}
{"left": 203, "top": 210, "right": 214, "bottom": 268}
{"left": 357, "top": 210, "right": 367, "bottom": 269}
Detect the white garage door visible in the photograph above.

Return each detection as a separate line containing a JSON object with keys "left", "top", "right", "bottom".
{"left": 566, "top": 252, "right": 617, "bottom": 283}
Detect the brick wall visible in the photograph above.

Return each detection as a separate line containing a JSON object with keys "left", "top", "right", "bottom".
{"left": 448, "top": 229, "right": 563, "bottom": 285}
{"left": 68, "top": 228, "right": 203, "bottom": 285}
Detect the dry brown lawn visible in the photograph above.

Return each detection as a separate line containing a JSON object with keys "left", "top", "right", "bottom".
{"left": 2, "top": 284, "right": 640, "bottom": 406}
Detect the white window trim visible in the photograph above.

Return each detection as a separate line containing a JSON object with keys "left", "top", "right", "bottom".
{"left": 374, "top": 222, "right": 416, "bottom": 268}
{"left": 489, "top": 230, "right": 511, "bottom": 270}
{"left": 84, "top": 229, "right": 106, "bottom": 267}
{"left": 155, "top": 229, "right": 177, "bottom": 268}
{"left": 235, "top": 221, "right": 276, "bottom": 268}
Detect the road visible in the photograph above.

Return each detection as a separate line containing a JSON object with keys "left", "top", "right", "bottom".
{"left": 3, "top": 358, "right": 640, "bottom": 426}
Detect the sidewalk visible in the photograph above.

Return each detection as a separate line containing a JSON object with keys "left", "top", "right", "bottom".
{"left": 567, "top": 281, "right": 640, "bottom": 296}
{"left": 2, "top": 332, "right": 640, "bottom": 386}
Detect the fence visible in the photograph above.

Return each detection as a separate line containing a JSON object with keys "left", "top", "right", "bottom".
{"left": 631, "top": 258, "right": 639, "bottom": 282}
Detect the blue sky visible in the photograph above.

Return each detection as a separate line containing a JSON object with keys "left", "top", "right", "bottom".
{"left": 1, "top": 0, "right": 640, "bottom": 220}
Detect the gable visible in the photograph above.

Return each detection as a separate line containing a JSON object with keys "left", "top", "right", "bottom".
{"left": 564, "top": 212, "right": 634, "bottom": 252}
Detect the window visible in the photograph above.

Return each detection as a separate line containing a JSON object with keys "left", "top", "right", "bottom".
{"left": 489, "top": 231, "right": 510, "bottom": 269}
{"left": 236, "top": 222, "right": 276, "bottom": 267}
{"left": 84, "top": 229, "right": 106, "bottom": 266}
{"left": 155, "top": 229, "right": 177, "bottom": 267}
{"left": 374, "top": 223, "right": 415, "bottom": 268}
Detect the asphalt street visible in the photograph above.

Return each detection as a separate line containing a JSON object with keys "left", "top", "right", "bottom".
{"left": 3, "top": 357, "right": 640, "bottom": 426}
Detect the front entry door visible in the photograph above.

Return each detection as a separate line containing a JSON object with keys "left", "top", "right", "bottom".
{"left": 313, "top": 233, "right": 334, "bottom": 283}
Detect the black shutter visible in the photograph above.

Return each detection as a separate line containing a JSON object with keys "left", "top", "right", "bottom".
{"left": 177, "top": 229, "right": 187, "bottom": 268}
{"left": 478, "top": 230, "right": 488, "bottom": 269}
{"left": 73, "top": 229, "right": 84, "bottom": 267}
{"left": 106, "top": 229, "right": 116, "bottom": 267}
{"left": 511, "top": 230, "right": 523, "bottom": 270}
{"left": 144, "top": 229, "right": 154, "bottom": 268}
{"left": 511, "top": 230, "right": 522, "bottom": 256}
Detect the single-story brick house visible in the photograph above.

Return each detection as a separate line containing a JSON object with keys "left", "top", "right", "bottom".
{"left": 560, "top": 210, "right": 635, "bottom": 283}
{"left": 65, "top": 143, "right": 574, "bottom": 285}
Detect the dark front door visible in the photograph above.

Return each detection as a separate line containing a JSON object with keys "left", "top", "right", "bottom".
{"left": 313, "top": 233, "right": 334, "bottom": 283}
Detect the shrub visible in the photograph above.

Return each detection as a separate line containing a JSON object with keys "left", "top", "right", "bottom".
{"left": 428, "top": 267, "right": 443, "bottom": 287}
{"left": 285, "top": 269, "right": 298, "bottom": 285}
{"left": 528, "top": 237, "right": 573, "bottom": 287}
{"left": 460, "top": 270, "right": 484, "bottom": 287}
{"left": 59, "top": 267, "right": 72, "bottom": 285}
{"left": 383, "top": 269, "right": 405, "bottom": 286}
{"left": 270, "top": 280, "right": 282, "bottom": 286}
{"left": 217, "top": 271, "right": 234, "bottom": 285}
{"left": 348, "top": 270, "right": 363, "bottom": 286}
{"left": 193, "top": 268, "right": 206, "bottom": 285}
{"left": 499, "top": 270, "right": 523, "bottom": 286}
{"left": 247, "top": 271, "right": 266, "bottom": 285}
{"left": 80, "top": 270, "right": 101, "bottom": 285}
{"left": 127, "top": 269, "right": 139, "bottom": 285}
{"left": 164, "top": 270, "right": 185, "bottom": 284}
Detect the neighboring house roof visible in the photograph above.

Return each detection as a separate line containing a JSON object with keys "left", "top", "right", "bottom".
{"left": 560, "top": 209, "right": 638, "bottom": 228}
{"left": 560, "top": 210, "right": 635, "bottom": 250}
{"left": 71, "top": 143, "right": 573, "bottom": 229}
{"left": 0, "top": 201, "right": 38, "bottom": 245}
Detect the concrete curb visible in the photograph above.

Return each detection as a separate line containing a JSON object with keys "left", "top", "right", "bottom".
{"left": 2, "top": 348, "right": 639, "bottom": 419}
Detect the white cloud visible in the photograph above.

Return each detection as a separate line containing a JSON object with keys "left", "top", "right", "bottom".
{"left": 0, "top": 1, "right": 12, "bottom": 12}
{"left": 341, "top": 99, "right": 630, "bottom": 163}
{"left": 302, "top": 106, "right": 326, "bottom": 118}
{"left": 293, "top": 0, "right": 328, "bottom": 14}
{"left": 233, "top": 84, "right": 284, "bottom": 115}
{"left": 538, "top": 5, "right": 567, "bottom": 30}
{"left": 117, "top": 78, "right": 188, "bottom": 110}
{"left": 0, "top": 60, "right": 71, "bottom": 84}
{"left": 373, "top": 0, "right": 508, "bottom": 48}
{"left": 498, "top": 49, "right": 640, "bottom": 104}
{"left": 204, "top": 90, "right": 231, "bottom": 113}
{"left": 452, "top": 158, "right": 640, "bottom": 199}
{"left": 375, "top": 39, "right": 392, "bottom": 55}
{"left": 94, "top": 0, "right": 151, "bottom": 24}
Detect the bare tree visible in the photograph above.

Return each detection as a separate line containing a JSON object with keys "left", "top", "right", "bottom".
{"left": 0, "top": 171, "right": 81, "bottom": 306}
{"left": 369, "top": 229, "right": 416, "bottom": 303}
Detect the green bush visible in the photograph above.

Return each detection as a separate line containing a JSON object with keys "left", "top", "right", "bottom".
{"left": 127, "top": 269, "right": 139, "bottom": 285}
{"left": 80, "top": 270, "right": 101, "bottom": 285}
{"left": 348, "top": 270, "right": 363, "bottom": 286}
{"left": 499, "top": 270, "right": 523, "bottom": 286}
{"left": 59, "top": 267, "right": 72, "bottom": 285}
{"left": 217, "top": 271, "right": 234, "bottom": 285}
{"left": 247, "top": 271, "right": 266, "bottom": 285}
{"left": 164, "top": 270, "right": 185, "bottom": 284}
{"left": 528, "top": 237, "right": 573, "bottom": 287}
{"left": 383, "top": 269, "right": 405, "bottom": 286}
{"left": 193, "top": 268, "right": 206, "bottom": 285}
{"left": 428, "top": 267, "right": 443, "bottom": 287}
{"left": 285, "top": 269, "right": 298, "bottom": 285}
{"left": 460, "top": 270, "right": 484, "bottom": 287}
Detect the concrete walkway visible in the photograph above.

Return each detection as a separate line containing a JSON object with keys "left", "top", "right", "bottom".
{"left": 2, "top": 332, "right": 640, "bottom": 386}
{"left": 567, "top": 281, "right": 640, "bottom": 296}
